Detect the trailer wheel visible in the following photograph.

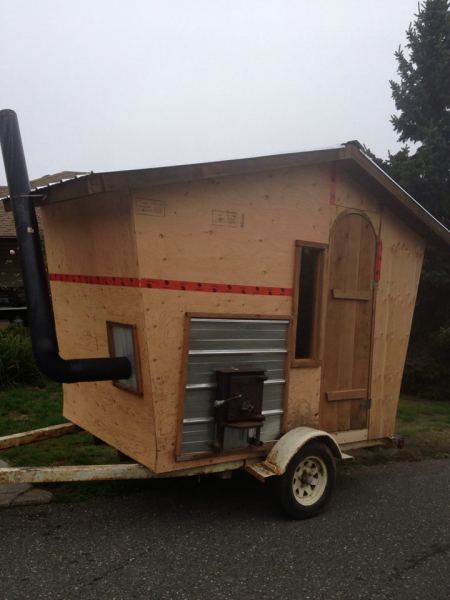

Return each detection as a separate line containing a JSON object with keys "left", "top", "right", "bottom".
{"left": 276, "top": 442, "right": 336, "bottom": 519}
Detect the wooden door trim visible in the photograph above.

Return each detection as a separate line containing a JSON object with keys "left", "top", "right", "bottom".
{"left": 326, "top": 388, "right": 367, "bottom": 402}
{"left": 291, "top": 242, "right": 327, "bottom": 368}
{"left": 332, "top": 288, "right": 372, "bottom": 301}
{"left": 366, "top": 207, "right": 383, "bottom": 436}
{"left": 331, "top": 208, "right": 378, "bottom": 237}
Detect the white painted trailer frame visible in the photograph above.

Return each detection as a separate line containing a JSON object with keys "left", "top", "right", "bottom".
{"left": 0, "top": 422, "right": 358, "bottom": 485}
{"left": 0, "top": 422, "right": 401, "bottom": 518}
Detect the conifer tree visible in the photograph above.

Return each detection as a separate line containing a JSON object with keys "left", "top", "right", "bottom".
{"left": 388, "top": 0, "right": 450, "bottom": 399}
{"left": 389, "top": 0, "right": 450, "bottom": 225}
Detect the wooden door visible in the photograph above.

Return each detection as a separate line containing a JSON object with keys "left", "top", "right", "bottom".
{"left": 320, "top": 213, "right": 376, "bottom": 432}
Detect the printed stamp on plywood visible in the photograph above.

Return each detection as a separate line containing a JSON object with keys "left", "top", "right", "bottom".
{"left": 212, "top": 209, "right": 244, "bottom": 228}
{"left": 136, "top": 198, "right": 165, "bottom": 217}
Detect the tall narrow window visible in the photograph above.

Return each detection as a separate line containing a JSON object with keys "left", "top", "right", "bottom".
{"left": 292, "top": 242, "right": 326, "bottom": 366}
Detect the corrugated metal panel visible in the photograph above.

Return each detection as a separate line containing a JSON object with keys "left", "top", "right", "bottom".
{"left": 181, "top": 317, "right": 289, "bottom": 454}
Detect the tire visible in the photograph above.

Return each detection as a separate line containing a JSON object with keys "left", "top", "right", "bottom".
{"left": 276, "top": 441, "right": 336, "bottom": 519}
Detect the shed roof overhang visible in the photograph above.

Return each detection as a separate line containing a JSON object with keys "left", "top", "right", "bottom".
{"left": 3, "top": 142, "right": 450, "bottom": 247}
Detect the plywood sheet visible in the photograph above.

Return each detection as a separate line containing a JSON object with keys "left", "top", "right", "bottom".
{"left": 336, "top": 167, "right": 382, "bottom": 217}
{"left": 53, "top": 284, "right": 156, "bottom": 467}
{"left": 133, "top": 165, "right": 332, "bottom": 471}
{"left": 369, "top": 210, "right": 425, "bottom": 439}
{"left": 287, "top": 367, "right": 322, "bottom": 429}
{"left": 133, "top": 165, "right": 331, "bottom": 288}
{"left": 40, "top": 195, "right": 157, "bottom": 468}
{"left": 41, "top": 192, "right": 140, "bottom": 278}
{"left": 141, "top": 289, "right": 291, "bottom": 472}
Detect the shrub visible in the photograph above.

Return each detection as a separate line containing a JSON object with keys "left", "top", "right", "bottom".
{"left": 0, "top": 323, "right": 46, "bottom": 388}
{"left": 402, "top": 252, "right": 450, "bottom": 402}
{"left": 403, "top": 323, "right": 450, "bottom": 401}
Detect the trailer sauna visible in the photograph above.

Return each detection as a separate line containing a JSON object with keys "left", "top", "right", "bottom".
{"left": 1, "top": 111, "right": 449, "bottom": 518}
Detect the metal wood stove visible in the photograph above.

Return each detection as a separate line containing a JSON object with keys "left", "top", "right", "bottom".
{"left": 214, "top": 368, "right": 267, "bottom": 451}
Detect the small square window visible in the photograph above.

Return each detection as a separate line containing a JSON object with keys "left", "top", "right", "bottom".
{"left": 106, "top": 322, "right": 142, "bottom": 395}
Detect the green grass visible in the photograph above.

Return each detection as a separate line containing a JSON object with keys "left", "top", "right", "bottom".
{"left": 396, "top": 395, "right": 450, "bottom": 434}
{"left": 0, "top": 381, "right": 64, "bottom": 434}
{"left": 347, "top": 394, "right": 450, "bottom": 466}
{"left": 0, "top": 382, "right": 120, "bottom": 468}
{"left": 0, "top": 382, "right": 131, "bottom": 502}
{"left": 392, "top": 394, "right": 450, "bottom": 461}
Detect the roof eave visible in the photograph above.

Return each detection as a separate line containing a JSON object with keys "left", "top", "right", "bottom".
{"left": 339, "top": 144, "right": 450, "bottom": 248}
{"left": 3, "top": 143, "right": 449, "bottom": 248}
{"left": 24, "top": 146, "right": 344, "bottom": 208}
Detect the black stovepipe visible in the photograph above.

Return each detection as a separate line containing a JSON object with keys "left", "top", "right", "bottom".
{"left": 0, "top": 109, "right": 131, "bottom": 383}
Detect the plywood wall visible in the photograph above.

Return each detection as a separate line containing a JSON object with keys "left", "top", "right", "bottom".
{"left": 40, "top": 193, "right": 157, "bottom": 468}
{"left": 133, "top": 166, "right": 331, "bottom": 286}
{"left": 133, "top": 165, "right": 331, "bottom": 471}
{"left": 369, "top": 210, "right": 425, "bottom": 439}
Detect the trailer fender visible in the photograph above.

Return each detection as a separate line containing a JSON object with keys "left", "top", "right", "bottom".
{"left": 246, "top": 427, "right": 345, "bottom": 481}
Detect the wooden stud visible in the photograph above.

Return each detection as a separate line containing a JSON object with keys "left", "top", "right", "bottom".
{"left": 175, "top": 313, "right": 193, "bottom": 457}
{"left": 0, "top": 423, "right": 80, "bottom": 451}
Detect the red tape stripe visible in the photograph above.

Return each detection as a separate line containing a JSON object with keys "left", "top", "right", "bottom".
{"left": 374, "top": 239, "right": 382, "bottom": 282}
{"left": 329, "top": 162, "right": 337, "bottom": 205}
{"left": 49, "top": 273, "right": 292, "bottom": 297}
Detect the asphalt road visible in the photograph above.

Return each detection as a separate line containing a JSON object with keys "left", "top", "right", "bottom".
{"left": 0, "top": 459, "right": 449, "bottom": 600}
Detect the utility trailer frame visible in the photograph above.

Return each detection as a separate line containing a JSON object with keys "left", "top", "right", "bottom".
{"left": 0, "top": 422, "right": 248, "bottom": 484}
{"left": 0, "top": 420, "right": 401, "bottom": 520}
{"left": 0, "top": 420, "right": 389, "bottom": 487}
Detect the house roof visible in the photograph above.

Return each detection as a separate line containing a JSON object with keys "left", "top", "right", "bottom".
{"left": 0, "top": 171, "right": 87, "bottom": 237}
{"left": 2, "top": 144, "right": 449, "bottom": 247}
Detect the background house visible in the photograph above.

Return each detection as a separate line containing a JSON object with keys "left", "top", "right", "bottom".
{"left": 0, "top": 172, "right": 85, "bottom": 319}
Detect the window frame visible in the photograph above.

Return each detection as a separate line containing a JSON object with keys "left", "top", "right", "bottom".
{"left": 106, "top": 321, "right": 143, "bottom": 396}
{"left": 291, "top": 240, "right": 327, "bottom": 368}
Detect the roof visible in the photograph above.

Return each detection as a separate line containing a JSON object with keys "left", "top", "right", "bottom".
{"left": 0, "top": 171, "right": 88, "bottom": 237}
{"left": 2, "top": 144, "right": 449, "bottom": 247}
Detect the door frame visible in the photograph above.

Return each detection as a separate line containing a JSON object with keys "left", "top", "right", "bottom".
{"left": 319, "top": 209, "right": 379, "bottom": 437}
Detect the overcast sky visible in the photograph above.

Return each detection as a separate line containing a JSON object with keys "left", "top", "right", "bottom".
{"left": 1, "top": 0, "right": 420, "bottom": 183}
